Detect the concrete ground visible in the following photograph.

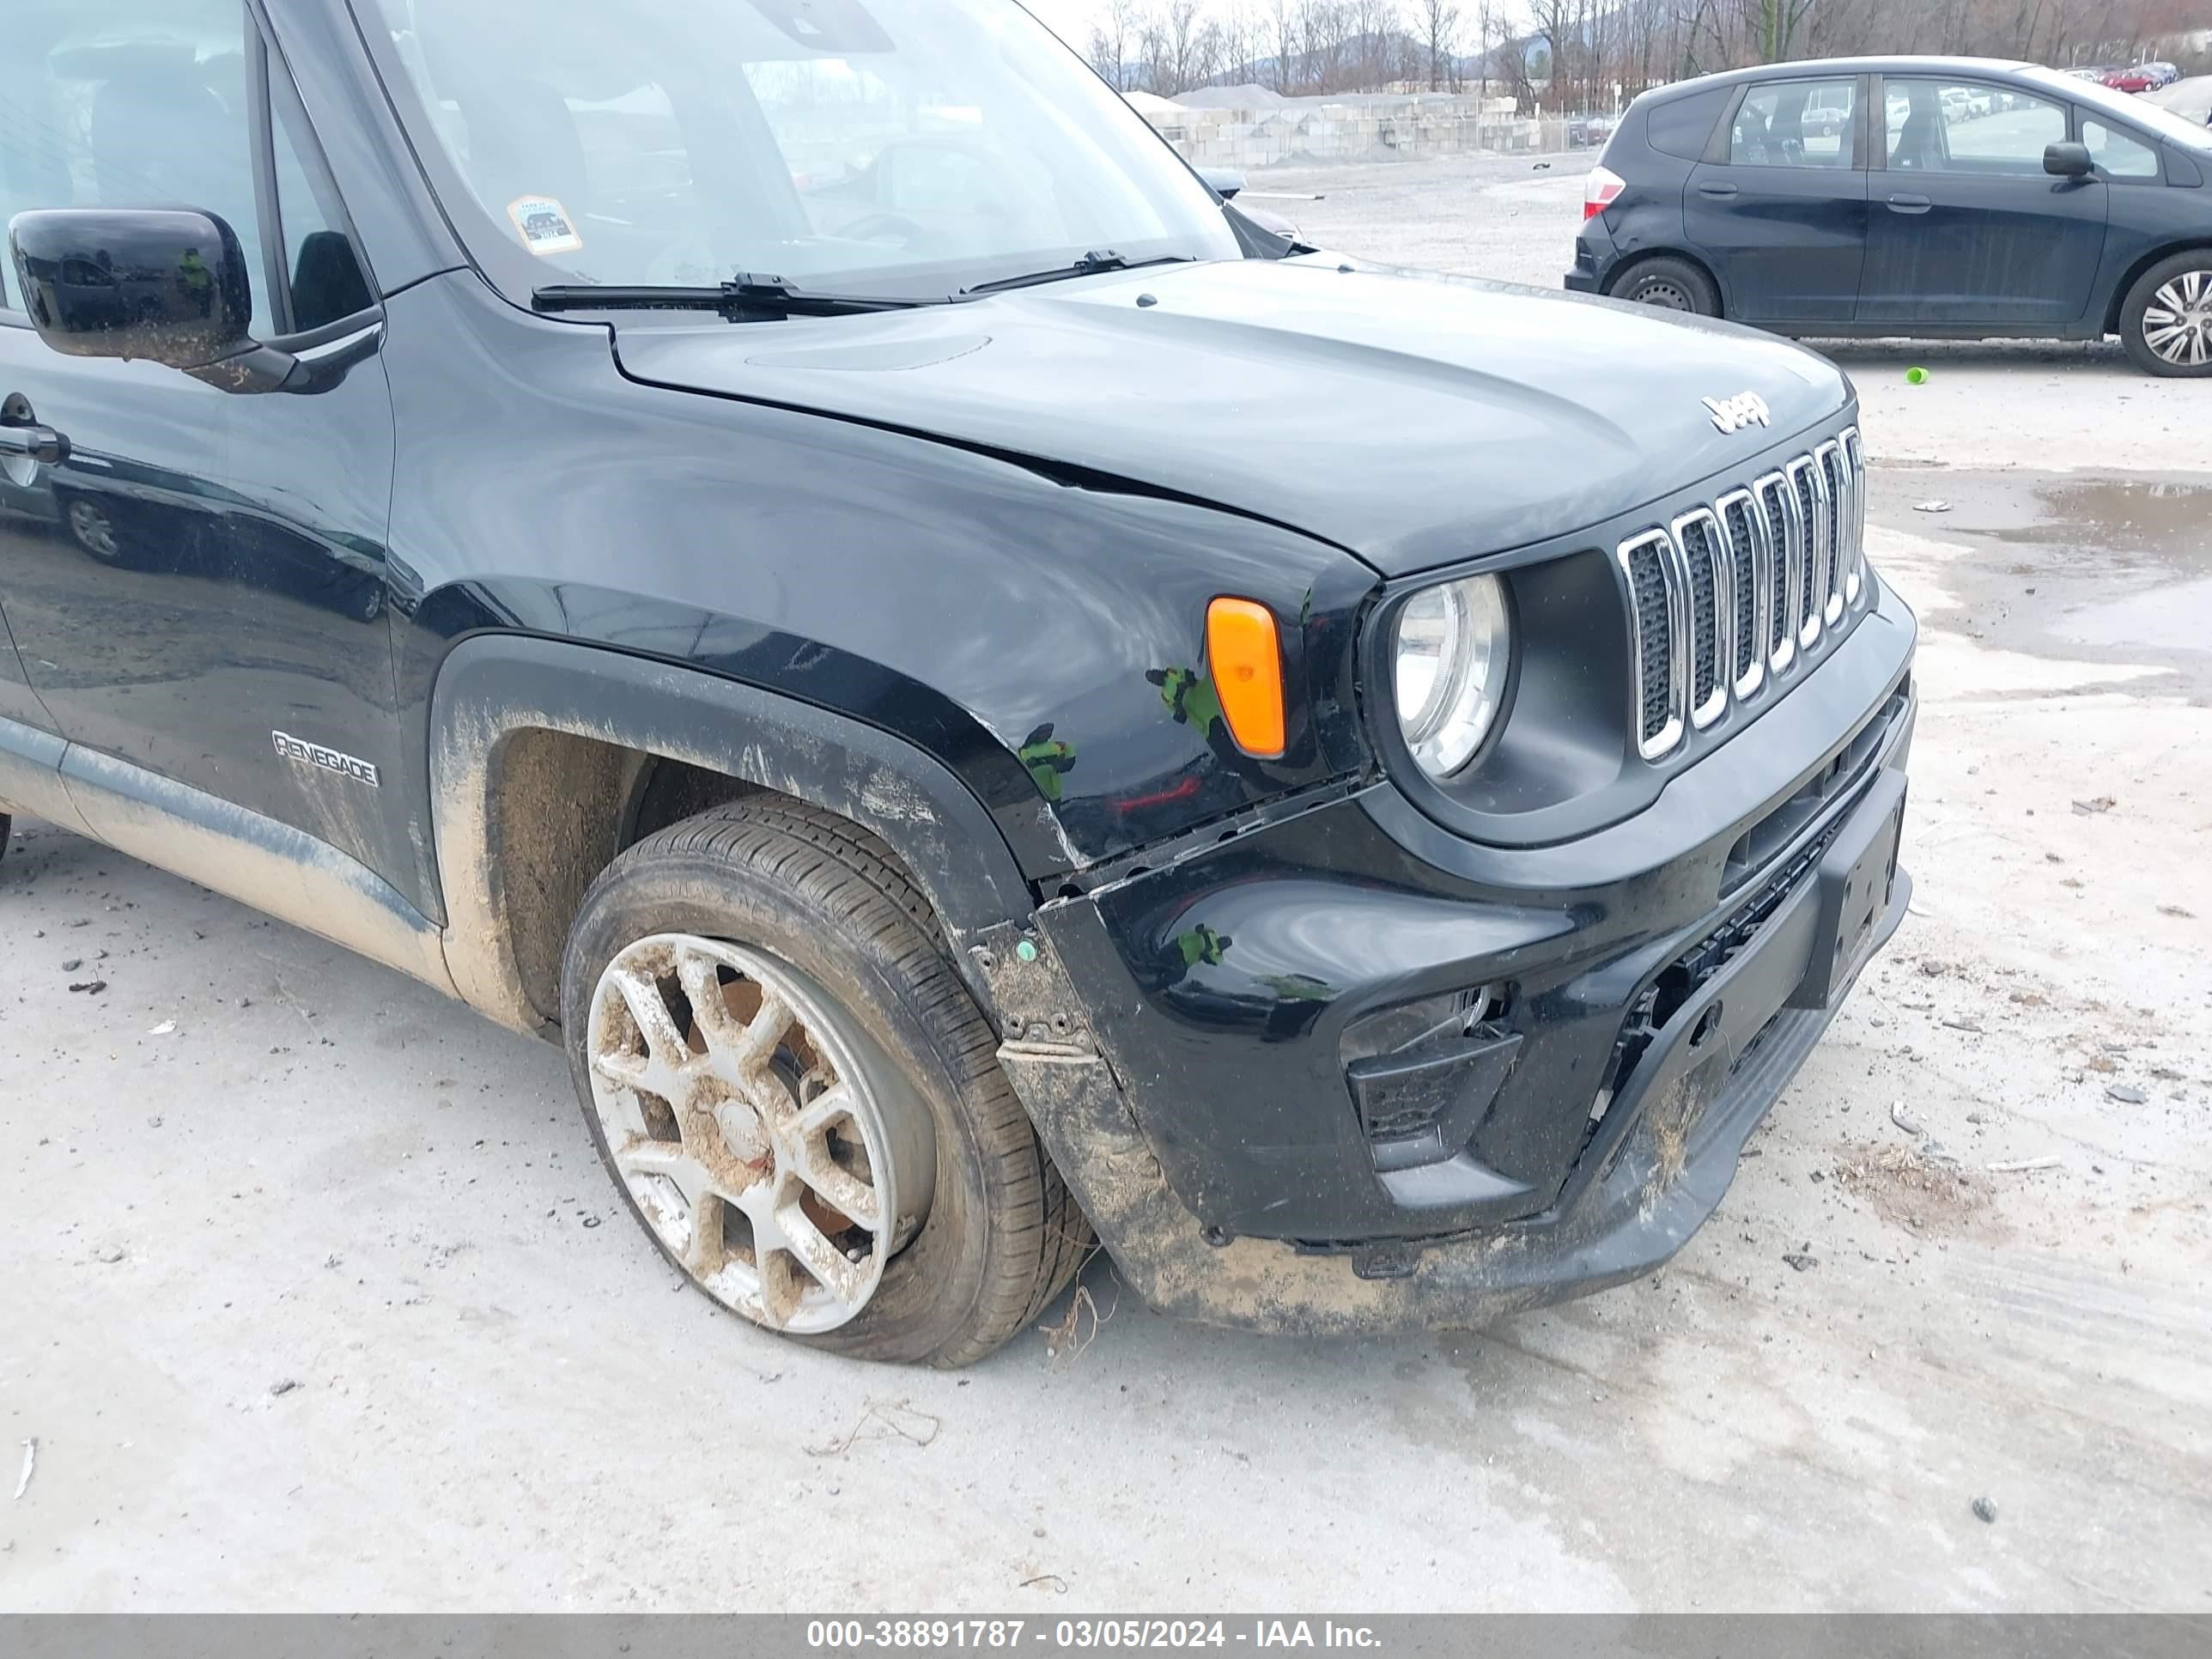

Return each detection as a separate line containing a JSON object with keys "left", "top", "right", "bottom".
{"left": 4, "top": 162, "right": 2209, "bottom": 1614}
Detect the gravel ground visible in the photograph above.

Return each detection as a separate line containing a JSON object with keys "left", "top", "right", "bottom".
{"left": 3, "top": 161, "right": 2209, "bottom": 1613}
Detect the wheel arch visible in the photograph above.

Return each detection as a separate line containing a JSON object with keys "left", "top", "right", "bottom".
{"left": 428, "top": 635, "right": 1041, "bottom": 1036}
{"left": 2102, "top": 237, "right": 2212, "bottom": 336}
{"left": 1603, "top": 247, "right": 1729, "bottom": 317}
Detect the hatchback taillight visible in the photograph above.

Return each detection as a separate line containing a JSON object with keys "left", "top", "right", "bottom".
{"left": 1584, "top": 165, "right": 1625, "bottom": 222}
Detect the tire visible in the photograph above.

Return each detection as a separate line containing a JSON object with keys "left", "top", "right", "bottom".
{"left": 64, "top": 497, "right": 127, "bottom": 564}
{"left": 558, "top": 798, "right": 1091, "bottom": 1366}
{"left": 1611, "top": 255, "right": 1721, "bottom": 318}
{"left": 2118, "top": 252, "right": 2212, "bottom": 377}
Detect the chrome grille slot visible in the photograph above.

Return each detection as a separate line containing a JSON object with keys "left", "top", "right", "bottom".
{"left": 1671, "top": 507, "right": 1729, "bottom": 729}
{"left": 1841, "top": 426, "right": 1867, "bottom": 605}
{"left": 1717, "top": 489, "right": 1765, "bottom": 701}
{"left": 1788, "top": 456, "right": 1825, "bottom": 649}
{"left": 1616, "top": 428, "right": 1866, "bottom": 761}
{"left": 1816, "top": 441, "right": 1846, "bottom": 624}
{"left": 1754, "top": 470, "right": 1798, "bottom": 678}
{"left": 1617, "top": 529, "right": 1684, "bottom": 760}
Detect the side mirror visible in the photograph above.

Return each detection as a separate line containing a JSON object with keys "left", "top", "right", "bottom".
{"left": 1199, "top": 167, "right": 1247, "bottom": 201}
{"left": 9, "top": 208, "right": 253, "bottom": 365}
{"left": 2044, "top": 142, "right": 2094, "bottom": 179}
{"left": 8, "top": 207, "right": 314, "bottom": 393}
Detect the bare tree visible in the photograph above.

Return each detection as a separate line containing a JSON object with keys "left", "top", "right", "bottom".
{"left": 1300, "top": 0, "right": 1354, "bottom": 94}
{"left": 1096, "top": 0, "right": 2208, "bottom": 114}
{"left": 1086, "top": 0, "right": 1140, "bottom": 89}
{"left": 1418, "top": 0, "right": 1461, "bottom": 90}
{"left": 1263, "top": 0, "right": 1291, "bottom": 89}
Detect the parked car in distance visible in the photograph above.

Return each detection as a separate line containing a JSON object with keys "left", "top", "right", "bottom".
{"left": 2136, "top": 62, "right": 2182, "bottom": 88}
{"left": 1567, "top": 112, "right": 1620, "bottom": 148}
{"left": 2103, "top": 66, "right": 2162, "bottom": 94}
{"left": 1572, "top": 56, "right": 2212, "bottom": 374}
{"left": 5, "top": 0, "right": 1918, "bottom": 1365}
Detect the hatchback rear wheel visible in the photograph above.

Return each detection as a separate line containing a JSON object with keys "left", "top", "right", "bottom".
{"left": 559, "top": 797, "right": 1090, "bottom": 1365}
{"left": 1611, "top": 256, "right": 1720, "bottom": 317}
{"left": 2120, "top": 252, "right": 2212, "bottom": 376}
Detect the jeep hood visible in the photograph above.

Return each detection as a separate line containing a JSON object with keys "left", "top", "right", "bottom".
{"left": 611, "top": 257, "right": 1850, "bottom": 578}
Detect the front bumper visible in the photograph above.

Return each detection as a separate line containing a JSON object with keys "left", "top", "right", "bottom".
{"left": 992, "top": 583, "right": 1917, "bottom": 1335}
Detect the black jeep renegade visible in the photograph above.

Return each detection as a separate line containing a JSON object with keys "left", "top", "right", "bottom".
{"left": 0, "top": 0, "right": 1915, "bottom": 1364}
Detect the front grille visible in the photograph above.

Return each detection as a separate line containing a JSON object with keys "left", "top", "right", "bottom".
{"left": 1615, "top": 426, "right": 1865, "bottom": 762}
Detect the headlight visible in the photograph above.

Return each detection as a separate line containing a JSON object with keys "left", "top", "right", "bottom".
{"left": 1392, "top": 574, "right": 1511, "bottom": 778}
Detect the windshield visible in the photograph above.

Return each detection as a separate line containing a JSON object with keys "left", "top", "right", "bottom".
{"left": 2022, "top": 68, "right": 2212, "bottom": 154}
{"left": 360, "top": 0, "right": 1242, "bottom": 301}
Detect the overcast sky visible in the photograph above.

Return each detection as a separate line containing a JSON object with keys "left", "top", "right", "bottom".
{"left": 1019, "top": 0, "right": 1098, "bottom": 46}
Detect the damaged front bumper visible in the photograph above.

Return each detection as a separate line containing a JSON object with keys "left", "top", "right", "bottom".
{"left": 986, "top": 586, "right": 1917, "bottom": 1336}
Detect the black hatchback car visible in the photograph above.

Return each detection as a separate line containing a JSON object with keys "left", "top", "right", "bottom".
{"left": 1569, "top": 56, "right": 2212, "bottom": 375}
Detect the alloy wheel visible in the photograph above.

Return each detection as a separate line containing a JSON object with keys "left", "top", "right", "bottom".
{"left": 2142, "top": 270, "right": 2211, "bottom": 368}
{"left": 67, "top": 501, "right": 120, "bottom": 561}
{"left": 585, "top": 933, "right": 936, "bottom": 1334}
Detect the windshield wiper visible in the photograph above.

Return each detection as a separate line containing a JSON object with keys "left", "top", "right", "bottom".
{"left": 532, "top": 275, "right": 944, "bottom": 319}
{"left": 962, "top": 252, "right": 1195, "bottom": 295}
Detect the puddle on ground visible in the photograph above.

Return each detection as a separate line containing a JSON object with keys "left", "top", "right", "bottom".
{"left": 1988, "top": 477, "right": 2212, "bottom": 565}
{"left": 1865, "top": 468, "right": 2212, "bottom": 665}
{"left": 1870, "top": 471, "right": 2212, "bottom": 569}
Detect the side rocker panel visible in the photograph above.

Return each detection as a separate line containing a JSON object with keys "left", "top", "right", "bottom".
{"left": 428, "top": 635, "right": 1039, "bottom": 1034}
{"left": 0, "top": 714, "right": 89, "bottom": 834}
{"left": 0, "top": 717, "right": 453, "bottom": 994}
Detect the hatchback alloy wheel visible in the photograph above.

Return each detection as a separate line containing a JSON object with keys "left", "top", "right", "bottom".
{"left": 2120, "top": 252, "right": 2212, "bottom": 376}
{"left": 2141, "top": 270, "right": 2210, "bottom": 369}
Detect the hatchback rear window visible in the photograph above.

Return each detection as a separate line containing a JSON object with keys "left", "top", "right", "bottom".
{"left": 1645, "top": 87, "right": 1730, "bottom": 161}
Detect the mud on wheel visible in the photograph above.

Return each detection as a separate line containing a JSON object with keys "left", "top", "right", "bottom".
{"left": 558, "top": 799, "right": 1090, "bottom": 1366}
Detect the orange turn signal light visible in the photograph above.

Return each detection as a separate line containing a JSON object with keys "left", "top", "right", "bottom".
{"left": 1206, "top": 597, "right": 1285, "bottom": 759}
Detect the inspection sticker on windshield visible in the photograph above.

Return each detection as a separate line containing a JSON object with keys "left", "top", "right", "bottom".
{"left": 507, "top": 196, "right": 582, "bottom": 256}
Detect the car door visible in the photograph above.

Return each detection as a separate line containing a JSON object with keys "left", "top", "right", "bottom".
{"left": 1858, "top": 76, "right": 2109, "bottom": 326}
{"left": 0, "top": 0, "right": 417, "bottom": 893}
{"left": 1683, "top": 73, "right": 1869, "bottom": 323}
{"left": 0, "top": 376, "right": 64, "bottom": 742}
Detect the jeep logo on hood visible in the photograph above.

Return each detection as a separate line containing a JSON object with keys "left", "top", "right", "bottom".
{"left": 1704, "top": 391, "right": 1772, "bottom": 434}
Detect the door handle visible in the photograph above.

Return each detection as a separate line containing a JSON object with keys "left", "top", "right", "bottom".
{"left": 1886, "top": 193, "right": 1932, "bottom": 214}
{"left": 1698, "top": 181, "right": 1740, "bottom": 198}
{"left": 0, "top": 422, "right": 70, "bottom": 465}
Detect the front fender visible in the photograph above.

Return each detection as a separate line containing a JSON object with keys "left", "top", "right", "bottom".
{"left": 428, "top": 635, "right": 1039, "bottom": 1032}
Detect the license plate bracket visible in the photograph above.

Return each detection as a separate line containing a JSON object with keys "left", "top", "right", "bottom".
{"left": 1791, "top": 768, "right": 1906, "bottom": 1010}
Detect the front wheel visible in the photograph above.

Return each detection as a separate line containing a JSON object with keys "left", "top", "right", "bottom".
{"left": 2119, "top": 252, "right": 2212, "bottom": 376}
{"left": 1610, "top": 255, "right": 1721, "bottom": 317}
{"left": 558, "top": 798, "right": 1090, "bottom": 1366}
